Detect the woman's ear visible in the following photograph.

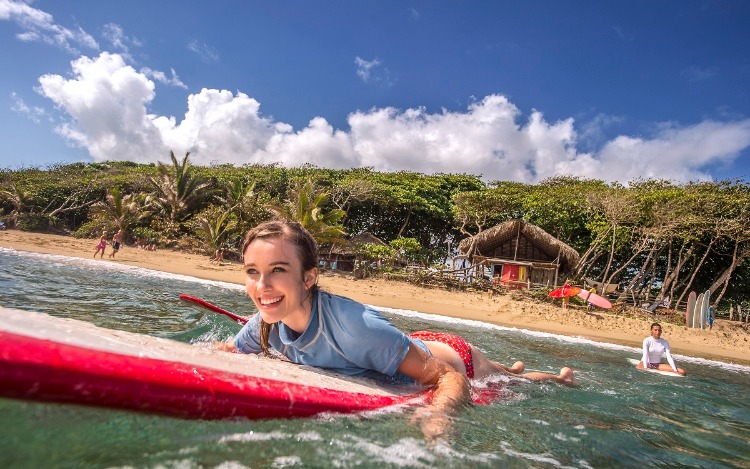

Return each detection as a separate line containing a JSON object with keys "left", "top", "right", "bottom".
{"left": 303, "top": 268, "right": 319, "bottom": 289}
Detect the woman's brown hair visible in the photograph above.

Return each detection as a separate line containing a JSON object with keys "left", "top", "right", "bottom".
{"left": 242, "top": 220, "right": 319, "bottom": 355}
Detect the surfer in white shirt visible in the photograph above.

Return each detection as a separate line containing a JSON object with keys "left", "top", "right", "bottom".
{"left": 636, "top": 323, "right": 686, "bottom": 376}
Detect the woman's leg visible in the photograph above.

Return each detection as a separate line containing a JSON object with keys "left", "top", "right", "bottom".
{"left": 470, "top": 344, "right": 525, "bottom": 377}
{"left": 472, "top": 345, "right": 574, "bottom": 384}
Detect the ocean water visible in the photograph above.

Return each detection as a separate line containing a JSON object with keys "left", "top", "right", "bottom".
{"left": 1, "top": 248, "right": 749, "bottom": 469}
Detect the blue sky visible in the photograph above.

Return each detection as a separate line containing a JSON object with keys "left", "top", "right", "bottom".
{"left": 1, "top": 0, "right": 749, "bottom": 184}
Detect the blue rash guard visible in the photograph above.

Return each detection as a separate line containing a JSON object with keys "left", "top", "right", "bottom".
{"left": 234, "top": 290, "right": 422, "bottom": 383}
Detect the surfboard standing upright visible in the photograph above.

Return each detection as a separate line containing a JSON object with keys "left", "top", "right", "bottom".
{"left": 686, "top": 291, "right": 697, "bottom": 328}
{"left": 701, "top": 290, "right": 711, "bottom": 330}
{"left": 693, "top": 292, "right": 704, "bottom": 328}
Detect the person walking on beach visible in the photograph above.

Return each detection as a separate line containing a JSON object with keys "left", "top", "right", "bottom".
{"left": 94, "top": 230, "right": 108, "bottom": 258}
{"left": 635, "top": 323, "right": 686, "bottom": 376}
{"left": 109, "top": 230, "right": 123, "bottom": 259}
{"left": 217, "top": 220, "right": 576, "bottom": 440}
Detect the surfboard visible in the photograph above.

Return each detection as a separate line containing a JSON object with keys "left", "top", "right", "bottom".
{"left": 693, "top": 293, "right": 704, "bottom": 328}
{"left": 686, "top": 291, "right": 697, "bottom": 328}
{"left": 576, "top": 290, "right": 612, "bottom": 309}
{"left": 0, "top": 306, "right": 428, "bottom": 420}
{"left": 0, "top": 304, "right": 509, "bottom": 419}
{"left": 701, "top": 290, "right": 711, "bottom": 330}
{"left": 626, "top": 358, "right": 684, "bottom": 378}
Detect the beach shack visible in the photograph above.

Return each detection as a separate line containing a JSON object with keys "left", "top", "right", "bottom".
{"left": 319, "top": 232, "right": 388, "bottom": 273}
{"left": 457, "top": 220, "right": 580, "bottom": 289}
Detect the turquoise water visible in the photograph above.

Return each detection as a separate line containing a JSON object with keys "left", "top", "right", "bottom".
{"left": 1, "top": 248, "right": 749, "bottom": 469}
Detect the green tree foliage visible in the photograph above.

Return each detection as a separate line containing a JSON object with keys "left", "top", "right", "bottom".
{"left": 192, "top": 205, "right": 238, "bottom": 255}
{"left": 268, "top": 177, "right": 347, "bottom": 246}
{"left": 148, "top": 151, "right": 216, "bottom": 222}
{"left": 88, "top": 187, "right": 152, "bottom": 235}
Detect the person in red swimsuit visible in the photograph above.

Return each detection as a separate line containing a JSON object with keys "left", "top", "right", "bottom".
{"left": 409, "top": 330, "right": 575, "bottom": 384}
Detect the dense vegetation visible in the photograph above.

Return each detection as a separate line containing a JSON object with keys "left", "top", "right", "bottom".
{"left": 1, "top": 153, "right": 748, "bottom": 309}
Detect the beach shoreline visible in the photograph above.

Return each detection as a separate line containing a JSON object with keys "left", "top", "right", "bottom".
{"left": 2, "top": 229, "right": 748, "bottom": 367}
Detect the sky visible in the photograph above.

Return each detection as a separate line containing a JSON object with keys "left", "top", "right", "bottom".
{"left": 1, "top": 0, "right": 749, "bottom": 184}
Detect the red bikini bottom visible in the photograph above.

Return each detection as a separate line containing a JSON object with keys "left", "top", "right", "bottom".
{"left": 409, "top": 331, "right": 475, "bottom": 379}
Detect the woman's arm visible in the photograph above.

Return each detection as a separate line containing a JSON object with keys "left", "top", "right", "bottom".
{"left": 662, "top": 340, "right": 678, "bottom": 373}
{"left": 641, "top": 337, "right": 650, "bottom": 367}
{"left": 397, "top": 342, "right": 471, "bottom": 440}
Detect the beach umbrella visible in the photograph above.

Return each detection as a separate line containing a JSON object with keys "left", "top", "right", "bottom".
{"left": 577, "top": 290, "right": 612, "bottom": 309}
{"left": 549, "top": 285, "right": 582, "bottom": 298}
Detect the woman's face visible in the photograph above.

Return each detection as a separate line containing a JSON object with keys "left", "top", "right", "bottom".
{"left": 651, "top": 325, "right": 662, "bottom": 339}
{"left": 243, "top": 237, "right": 317, "bottom": 332}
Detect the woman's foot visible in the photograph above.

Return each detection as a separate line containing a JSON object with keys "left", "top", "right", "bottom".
{"left": 559, "top": 367, "right": 576, "bottom": 385}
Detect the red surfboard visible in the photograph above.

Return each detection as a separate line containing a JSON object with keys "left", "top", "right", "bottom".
{"left": 0, "top": 306, "right": 426, "bottom": 420}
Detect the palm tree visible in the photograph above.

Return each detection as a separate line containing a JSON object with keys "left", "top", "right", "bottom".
{"left": 148, "top": 151, "right": 215, "bottom": 222}
{"left": 89, "top": 187, "right": 152, "bottom": 232}
{"left": 269, "top": 177, "right": 347, "bottom": 246}
{"left": 217, "top": 178, "right": 262, "bottom": 229}
{"left": 193, "top": 209, "right": 237, "bottom": 255}
{"left": 0, "top": 182, "right": 38, "bottom": 228}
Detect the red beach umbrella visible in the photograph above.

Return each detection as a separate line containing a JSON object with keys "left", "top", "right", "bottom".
{"left": 549, "top": 285, "right": 582, "bottom": 298}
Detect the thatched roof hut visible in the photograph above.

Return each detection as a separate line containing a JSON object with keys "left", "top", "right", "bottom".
{"left": 457, "top": 220, "right": 580, "bottom": 274}
{"left": 320, "top": 232, "right": 388, "bottom": 273}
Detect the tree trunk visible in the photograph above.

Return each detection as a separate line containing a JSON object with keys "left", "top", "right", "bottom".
{"left": 597, "top": 224, "right": 618, "bottom": 283}
{"left": 659, "top": 240, "right": 694, "bottom": 300}
{"left": 397, "top": 205, "right": 413, "bottom": 238}
{"left": 573, "top": 225, "right": 612, "bottom": 278}
{"left": 617, "top": 243, "right": 656, "bottom": 302}
{"left": 676, "top": 238, "right": 715, "bottom": 306}
{"left": 709, "top": 241, "right": 750, "bottom": 305}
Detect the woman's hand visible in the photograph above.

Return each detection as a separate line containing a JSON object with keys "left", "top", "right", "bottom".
{"left": 214, "top": 340, "right": 237, "bottom": 352}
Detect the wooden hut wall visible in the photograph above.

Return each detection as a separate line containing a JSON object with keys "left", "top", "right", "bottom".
{"left": 529, "top": 267, "right": 557, "bottom": 287}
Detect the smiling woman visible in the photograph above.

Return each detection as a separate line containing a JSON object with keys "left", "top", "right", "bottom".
{"left": 216, "top": 220, "right": 575, "bottom": 440}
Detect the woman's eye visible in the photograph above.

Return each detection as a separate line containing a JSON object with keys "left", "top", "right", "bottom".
{"left": 272, "top": 266, "right": 285, "bottom": 273}
{"left": 245, "top": 268, "right": 258, "bottom": 275}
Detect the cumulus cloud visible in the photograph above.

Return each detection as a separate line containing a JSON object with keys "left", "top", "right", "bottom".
{"left": 37, "top": 52, "right": 750, "bottom": 183}
{"left": 0, "top": 0, "right": 98, "bottom": 53}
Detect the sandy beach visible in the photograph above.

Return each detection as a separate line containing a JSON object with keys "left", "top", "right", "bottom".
{"left": 2, "top": 230, "right": 748, "bottom": 367}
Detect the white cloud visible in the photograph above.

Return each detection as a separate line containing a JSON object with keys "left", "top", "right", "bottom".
{"left": 101, "top": 23, "right": 141, "bottom": 59}
{"left": 592, "top": 120, "right": 750, "bottom": 182}
{"left": 140, "top": 67, "right": 187, "bottom": 89}
{"left": 355, "top": 57, "right": 381, "bottom": 82}
{"left": 37, "top": 53, "right": 750, "bottom": 184}
{"left": 681, "top": 65, "right": 718, "bottom": 83}
{"left": 355, "top": 56, "right": 394, "bottom": 87}
{"left": 38, "top": 52, "right": 161, "bottom": 161}
{"left": 0, "top": 0, "right": 98, "bottom": 53}
{"left": 10, "top": 91, "right": 48, "bottom": 123}
{"left": 187, "top": 40, "right": 220, "bottom": 63}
